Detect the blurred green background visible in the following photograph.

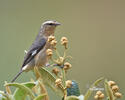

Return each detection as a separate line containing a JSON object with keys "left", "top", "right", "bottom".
{"left": 0, "top": 0, "right": 124, "bottom": 99}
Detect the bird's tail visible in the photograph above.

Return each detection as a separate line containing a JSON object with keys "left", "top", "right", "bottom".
{"left": 11, "top": 70, "right": 23, "bottom": 83}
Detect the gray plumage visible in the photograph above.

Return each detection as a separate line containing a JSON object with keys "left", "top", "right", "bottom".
{"left": 11, "top": 20, "right": 61, "bottom": 82}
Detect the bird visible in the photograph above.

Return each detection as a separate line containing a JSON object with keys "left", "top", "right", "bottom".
{"left": 11, "top": 20, "right": 61, "bottom": 82}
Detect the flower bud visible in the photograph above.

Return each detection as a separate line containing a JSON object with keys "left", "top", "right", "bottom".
{"left": 64, "top": 62, "right": 72, "bottom": 70}
{"left": 114, "top": 92, "right": 122, "bottom": 98}
{"left": 94, "top": 95, "right": 99, "bottom": 100}
{"left": 108, "top": 81, "right": 116, "bottom": 87}
{"left": 61, "top": 37, "right": 68, "bottom": 49}
{"left": 46, "top": 49, "right": 53, "bottom": 57}
{"left": 55, "top": 78, "right": 62, "bottom": 87}
{"left": 111, "top": 85, "right": 119, "bottom": 92}
{"left": 56, "top": 57, "right": 64, "bottom": 66}
{"left": 50, "top": 40, "right": 57, "bottom": 46}
{"left": 48, "top": 35, "right": 55, "bottom": 42}
{"left": 61, "top": 37, "right": 68, "bottom": 41}
{"left": 66, "top": 80, "right": 72, "bottom": 88}
{"left": 95, "top": 91, "right": 104, "bottom": 100}
{"left": 99, "top": 93, "right": 104, "bottom": 99}
{"left": 96, "top": 91, "right": 102, "bottom": 96}
{"left": 52, "top": 67, "right": 59, "bottom": 76}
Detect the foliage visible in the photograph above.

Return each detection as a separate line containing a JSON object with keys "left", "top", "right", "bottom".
{"left": 0, "top": 36, "right": 122, "bottom": 100}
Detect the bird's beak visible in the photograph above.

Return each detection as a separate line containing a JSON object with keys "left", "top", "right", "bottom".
{"left": 55, "top": 22, "right": 61, "bottom": 26}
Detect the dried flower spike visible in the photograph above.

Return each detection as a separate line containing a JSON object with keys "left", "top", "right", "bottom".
{"left": 66, "top": 80, "right": 72, "bottom": 88}
{"left": 64, "top": 62, "right": 72, "bottom": 70}
{"left": 48, "top": 35, "right": 55, "bottom": 42}
{"left": 55, "top": 78, "right": 62, "bottom": 87}
{"left": 52, "top": 67, "right": 60, "bottom": 76}
{"left": 46, "top": 49, "right": 53, "bottom": 57}
{"left": 61, "top": 37, "right": 68, "bottom": 49}
{"left": 114, "top": 92, "right": 122, "bottom": 98}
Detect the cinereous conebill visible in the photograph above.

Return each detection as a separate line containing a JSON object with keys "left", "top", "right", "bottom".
{"left": 11, "top": 20, "right": 61, "bottom": 82}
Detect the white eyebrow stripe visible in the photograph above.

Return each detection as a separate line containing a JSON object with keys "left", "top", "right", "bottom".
{"left": 42, "top": 21, "right": 55, "bottom": 25}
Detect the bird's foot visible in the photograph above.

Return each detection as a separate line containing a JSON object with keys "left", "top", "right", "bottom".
{"left": 59, "top": 65, "right": 64, "bottom": 68}
{"left": 45, "top": 63, "right": 64, "bottom": 69}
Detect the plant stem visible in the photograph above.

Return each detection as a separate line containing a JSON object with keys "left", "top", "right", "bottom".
{"left": 62, "top": 68, "right": 67, "bottom": 100}
{"left": 55, "top": 49, "right": 60, "bottom": 57}
{"left": 64, "top": 89, "right": 67, "bottom": 100}
{"left": 62, "top": 68, "right": 66, "bottom": 87}
{"left": 38, "top": 80, "right": 49, "bottom": 100}
{"left": 84, "top": 77, "right": 104, "bottom": 100}
{"left": 63, "top": 49, "right": 67, "bottom": 58}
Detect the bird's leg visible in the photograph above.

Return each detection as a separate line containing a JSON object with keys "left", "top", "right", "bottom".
{"left": 59, "top": 65, "right": 64, "bottom": 68}
{"left": 45, "top": 63, "right": 58, "bottom": 67}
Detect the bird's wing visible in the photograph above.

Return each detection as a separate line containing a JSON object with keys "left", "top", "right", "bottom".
{"left": 21, "top": 37, "right": 47, "bottom": 68}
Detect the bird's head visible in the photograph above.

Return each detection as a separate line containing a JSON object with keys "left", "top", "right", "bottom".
{"left": 42, "top": 20, "right": 61, "bottom": 36}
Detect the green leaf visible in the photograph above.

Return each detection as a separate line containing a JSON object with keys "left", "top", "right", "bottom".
{"left": 5, "top": 82, "right": 35, "bottom": 100}
{"left": 2, "top": 98, "right": 7, "bottom": 100}
{"left": 38, "top": 67, "right": 63, "bottom": 96}
{"left": 104, "top": 79, "right": 115, "bottom": 100}
{"left": 33, "top": 94, "right": 46, "bottom": 100}
{"left": 84, "top": 77, "right": 104, "bottom": 100}
{"left": 14, "top": 82, "right": 36, "bottom": 100}
{"left": 66, "top": 96, "right": 79, "bottom": 100}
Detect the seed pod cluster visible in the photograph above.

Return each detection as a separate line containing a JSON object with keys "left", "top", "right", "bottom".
{"left": 55, "top": 57, "right": 64, "bottom": 66}
{"left": 64, "top": 62, "right": 72, "bottom": 70}
{"left": 52, "top": 67, "right": 60, "bottom": 76}
{"left": 94, "top": 91, "right": 104, "bottom": 100}
{"left": 48, "top": 35, "right": 55, "bottom": 42}
{"left": 46, "top": 49, "right": 53, "bottom": 58}
{"left": 50, "top": 40, "right": 57, "bottom": 47}
{"left": 66, "top": 80, "right": 72, "bottom": 88}
{"left": 108, "top": 81, "right": 122, "bottom": 98}
{"left": 55, "top": 78, "right": 62, "bottom": 87}
{"left": 61, "top": 37, "right": 68, "bottom": 49}
{"left": 48, "top": 35, "right": 57, "bottom": 48}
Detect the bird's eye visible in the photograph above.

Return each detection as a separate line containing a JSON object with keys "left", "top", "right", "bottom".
{"left": 48, "top": 23, "right": 53, "bottom": 25}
